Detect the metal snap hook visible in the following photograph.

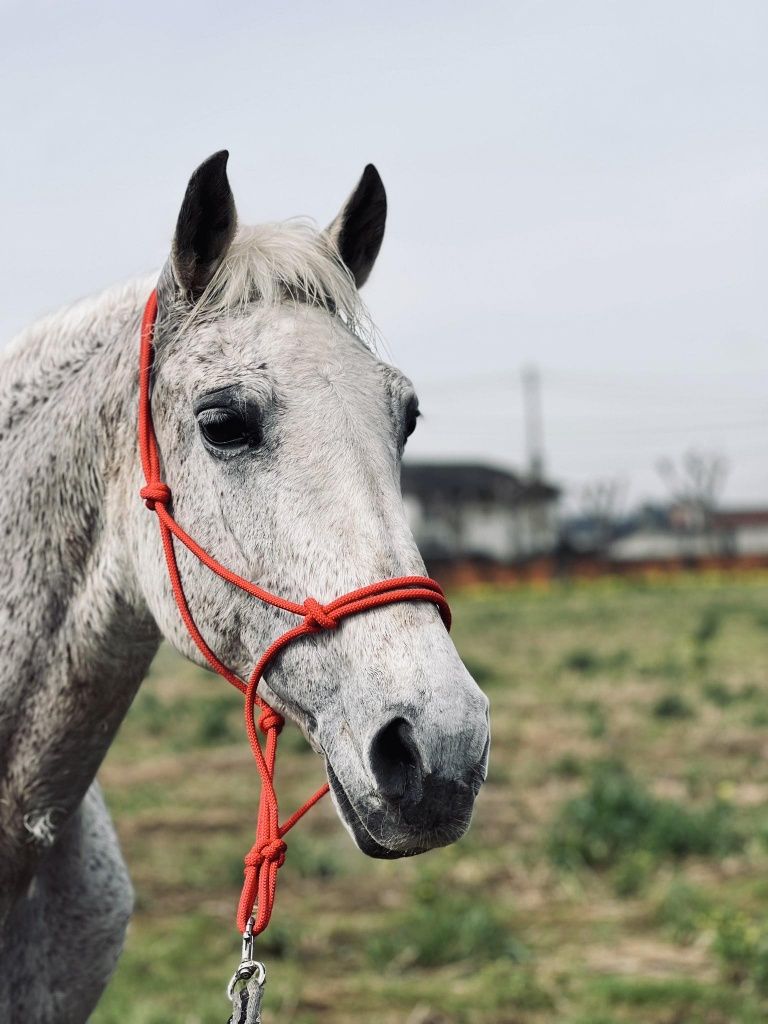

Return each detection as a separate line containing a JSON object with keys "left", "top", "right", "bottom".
{"left": 226, "top": 917, "right": 267, "bottom": 1001}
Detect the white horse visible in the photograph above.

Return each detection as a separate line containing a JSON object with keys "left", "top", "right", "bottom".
{"left": 0, "top": 152, "right": 490, "bottom": 1022}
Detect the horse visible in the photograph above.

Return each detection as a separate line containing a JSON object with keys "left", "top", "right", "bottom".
{"left": 0, "top": 151, "right": 490, "bottom": 1022}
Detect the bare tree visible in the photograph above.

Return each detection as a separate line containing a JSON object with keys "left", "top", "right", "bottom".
{"left": 657, "top": 450, "right": 729, "bottom": 553}
{"left": 579, "top": 478, "right": 626, "bottom": 554}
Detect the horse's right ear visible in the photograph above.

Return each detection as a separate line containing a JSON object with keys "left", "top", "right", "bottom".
{"left": 169, "top": 151, "right": 237, "bottom": 301}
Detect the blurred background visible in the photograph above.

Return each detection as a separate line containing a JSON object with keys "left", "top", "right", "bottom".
{"left": 3, "top": 2, "right": 768, "bottom": 1022}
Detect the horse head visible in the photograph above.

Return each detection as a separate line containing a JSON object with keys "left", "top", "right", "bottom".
{"left": 133, "top": 152, "right": 490, "bottom": 859}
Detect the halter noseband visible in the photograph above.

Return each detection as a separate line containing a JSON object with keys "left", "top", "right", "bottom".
{"left": 137, "top": 288, "right": 451, "bottom": 935}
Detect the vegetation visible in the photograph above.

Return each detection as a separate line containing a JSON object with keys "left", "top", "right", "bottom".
{"left": 548, "top": 759, "right": 742, "bottom": 869}
{"left": 94, "top": 573, "right": 768, "bottom": 1023}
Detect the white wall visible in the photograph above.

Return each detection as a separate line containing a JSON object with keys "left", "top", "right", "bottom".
{"left": 404, "top": 497, "right": 559, "bottom": 561}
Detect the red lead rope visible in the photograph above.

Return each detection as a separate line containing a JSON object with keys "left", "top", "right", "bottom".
{"left": 137, "top": 290, "right": 451, "bottom": 935}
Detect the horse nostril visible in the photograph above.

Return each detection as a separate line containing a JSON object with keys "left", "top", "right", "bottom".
{"left": 369, "top": 717, "right": 423, "bottom": 803}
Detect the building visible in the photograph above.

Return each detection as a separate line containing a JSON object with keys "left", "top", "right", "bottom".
{"left": 712, "top": 509, "right": 768, "bottom": 557}
{"left": 401, "top": 462, "right": 560, "bottom": 563}
{"left": 606, "top": 506, "right": 768, "bottom": 563}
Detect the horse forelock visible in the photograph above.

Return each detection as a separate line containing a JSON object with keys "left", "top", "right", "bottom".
{"left": 165, "top": 220, "right": 378, "bottom": 351}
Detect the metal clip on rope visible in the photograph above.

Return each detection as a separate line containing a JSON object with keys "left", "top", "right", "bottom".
{"left": 227, "top": 916, "right": 266, "bottom": 1000}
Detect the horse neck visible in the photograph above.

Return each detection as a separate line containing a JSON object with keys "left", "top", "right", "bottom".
{"left": 0, "top": 280, "right": 160, "bottom": 893}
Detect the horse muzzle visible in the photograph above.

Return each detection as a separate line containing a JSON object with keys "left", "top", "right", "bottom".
{"left": 325, "top": 706, "right": 490, "bottom": 858}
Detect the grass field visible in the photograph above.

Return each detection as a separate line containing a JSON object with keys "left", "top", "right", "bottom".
{"left": 94, "top": 574, "right": 768, "bottom": 1024}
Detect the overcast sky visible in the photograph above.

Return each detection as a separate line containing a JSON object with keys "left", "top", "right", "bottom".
{"left": 1, "top": 1, "right": 766, "bottom": 507}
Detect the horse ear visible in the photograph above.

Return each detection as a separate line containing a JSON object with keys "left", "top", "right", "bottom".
{"left": 327, "top": 164, "right": 387, "bottom": 288}
{"left": 171, "top": 151, "right": 237, "bottom": 300}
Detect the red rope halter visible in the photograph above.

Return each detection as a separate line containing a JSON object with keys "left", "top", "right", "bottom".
{"left": 137, "top": 289, "right": 451, "bottom": 935}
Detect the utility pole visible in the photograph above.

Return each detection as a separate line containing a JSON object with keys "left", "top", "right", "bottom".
{"left": 521, "top": 365, "right": 545, "bottom": 481}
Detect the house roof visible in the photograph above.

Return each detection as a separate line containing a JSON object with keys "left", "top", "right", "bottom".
{"left": 401, "top": 461, "right": 559, "bottom": 505}
{"left": 713, "top": 509, "right": 768, "bottom": 529}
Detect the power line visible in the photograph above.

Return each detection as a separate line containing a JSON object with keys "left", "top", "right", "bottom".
{"left": 413, "top": 365, "right": 768, "bottom": 390}
{"left": 420, "top": 409, "right": 766, "bottom": 435}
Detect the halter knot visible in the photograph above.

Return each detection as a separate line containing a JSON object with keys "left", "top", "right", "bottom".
{"left": 303, "top": 597, "right": 337, "bottom": 631}
{"left": 244, "top": 837, "right": 287, "bottom": 869}
{"left": 140, "top": 482, "right": 171, "bottom": 510}
{"left": 258, "top": 708, "right": 285, "bottom": 735}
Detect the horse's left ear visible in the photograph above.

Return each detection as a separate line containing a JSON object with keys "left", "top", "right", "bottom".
{"left": 327, "top": 164, "right": 387, "bottom": 288}
{"left": 170, "top": 150, "right": 237, "bottom": 300}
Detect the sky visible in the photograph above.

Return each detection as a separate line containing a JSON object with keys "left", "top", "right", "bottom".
{"left": 1, "top": 0, "right": 766, "bottom": 509}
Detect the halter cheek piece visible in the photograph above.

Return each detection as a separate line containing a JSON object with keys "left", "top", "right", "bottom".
{"left": 137, "top": 289, "right": 451, "bottom": 937}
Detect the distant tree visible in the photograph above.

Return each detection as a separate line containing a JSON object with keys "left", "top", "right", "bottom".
{"left": 579, "top": 478, "right": 626, "bottom": 554}
{"left": 656, "top": 451, "right": 729, "bottom": 553}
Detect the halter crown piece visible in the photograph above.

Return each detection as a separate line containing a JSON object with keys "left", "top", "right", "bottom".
{"left": 137, "top": 289, "right": 451, "bottom": 939}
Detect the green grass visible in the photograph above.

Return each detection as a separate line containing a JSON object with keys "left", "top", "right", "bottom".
{"left": 548, "top": 759, "right": 743, "bottom": 870}
{"left": 652, "top": 692, "right": 695, "bottom": 719}
{"left": 95, "top": 572, "right": 768, "bottom": 1023}
{"left": 367, "top": 864, "right": 526, "bottom": 969}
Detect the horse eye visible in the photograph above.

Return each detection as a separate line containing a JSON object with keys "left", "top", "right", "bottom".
{"left": 403, "top": 402, "right": 420, "bottom": 444}
{"left": 197, "top": 407, "right": 253, "bottom": 449}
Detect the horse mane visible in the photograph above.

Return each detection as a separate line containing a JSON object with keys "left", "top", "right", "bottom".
{"left": 180, "top": 220, "right": 377, "bottom": 349}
